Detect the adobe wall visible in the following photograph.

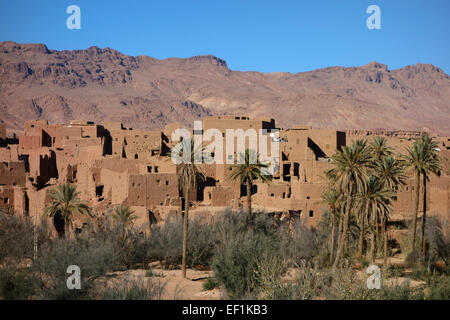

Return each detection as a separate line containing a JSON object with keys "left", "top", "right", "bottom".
{"left": 3, "top": 116, "right": 448, "bottom": 236}
{"left": 98, "top": 167, "right": 129, "bottom": 204}
{"left": 203, "top": 116, "right": 275, "bottom": 133}
{"left": 140, "top": 156, "right": 177, "bottom": 174}
{"left": 0, "top": 185, "right": 26, "bottom": 215}
{"left": 0, "top": 123, "right": 6, "bottom": 146}
{"left": 0, "top": 148, "right": 11, "bottom": 162}
{"left": 22, "top": 148, "right": 58, "bottom": 187}
{"left": 23, "top": 120, "right": 50, "bottom": 134}
{"left": 203, "top": 186, "right": 233, "bottom": 206}
{"left": 107, "top": 128, "right": 163, "bottom": 160}
{"left": 127, "top": 173, "right": 178, "bottom": 209}
{"left": 19, "top": 133, "right": 44, "bottom": 150}
{"left": 0, "top": 160, "right": 26, "bottom": 186}
{"left": 0, "top": 186, "right": 14, "bottom": 211}
{"left": 202, "top": 116, "right": 277, "bottom": 166}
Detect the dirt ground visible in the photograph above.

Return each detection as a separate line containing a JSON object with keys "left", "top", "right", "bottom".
{"left": 95, "top": 258, "right": 427, "bottom": 300}
{"left": 98, "top": 264, "right": 224, "bottom": 300}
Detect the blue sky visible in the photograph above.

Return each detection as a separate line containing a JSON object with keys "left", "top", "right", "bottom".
{"left": 0, "top": 0, "right": 449, "bottom": 73}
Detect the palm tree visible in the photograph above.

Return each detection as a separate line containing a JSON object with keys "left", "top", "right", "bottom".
{"left": 43, "top": 184, "right": 93, "bottom": 238}
{"left": 373, "top": 156, "right": 407, "bottom": 263}
{"left": 229, "top": 149, "right": 272, "bottom": 226}
{"left": 170, "top": 138, "right": 205, "bottom": 278}
{"left": 357, "top": 176, "right": 394, "bottom": 263}
{"left": 417, "top": 135, "right": 441, "bottom": 259}
{"left": 356, "top": 200, "right": 367, "bottom": 259}
{"left": 330, "top": 140, "right": 372, "bottom": 267}
{"left": 321, "top": 189, "right": 341, "bottom": 264}
{"left": 370, "top": 136, "right": 393, "bottom": 162}
{"left": 404, "top": 134, "right": 442, "bottom": 258}
{"left": 373, "top": 156, "right": 407, "bottom": 192}
{"left": 112, "top": 204, "right": 137, "bottom": 226}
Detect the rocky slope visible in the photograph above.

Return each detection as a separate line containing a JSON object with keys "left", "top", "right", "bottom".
{"left": 1, "top": 41, "right": 449, "bottom": 135}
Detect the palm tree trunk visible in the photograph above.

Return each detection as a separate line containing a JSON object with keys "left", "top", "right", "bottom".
{"left": 182, "top": 183, "right": 189, "bottom": 279}
{"left": 330, "top": 212, "right": 336, "bottom": 265}
{"left": 334, "top": 196, "right": 351, "bottom": 268}
{"left": 370, "top": 229, "right": 376, "bottom": 263}
{"left": 383, "top": 219, "right": 388, "bottom": 265}
{"left": 358, "top": 218, "right": 364, "bottom": 258}
{"left": 344, "top": 196, "right": 353, "bottom": 251}
{"left": 63, "top": 216, "right": 69, "bottom": 239}
{"left": 376, "top": 221, "right": 380, "bottom": 258}
{"left": 246, "top": 181, "right": 252, "bottom": 227}
{"left": 410, "top": 170, "right": 420, "bottom": 254}
{"left": 344, "top": 213, "right": 350, "bottom": 251}
{"left": 337, "top": 213, "right": 344, "bottom": 255}
{"left": 59, "top": 227, "right": 65, "bottom": 239}
{"left": 421, "top": 172, "right": 427, "bottom": 261}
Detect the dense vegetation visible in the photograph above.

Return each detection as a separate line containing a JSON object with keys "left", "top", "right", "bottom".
{"left": 0, "top": 134, "right": 448, "bottom": 300}
{"left": 0, "top": 209, "right": 448, "bottom": 300}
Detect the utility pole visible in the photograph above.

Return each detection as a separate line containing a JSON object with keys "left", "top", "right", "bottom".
{"left": 33, "top": 202, "right": 38, "bottom": 260}
{"left": 146, "top": 173, "right": 150, "bottom": 234}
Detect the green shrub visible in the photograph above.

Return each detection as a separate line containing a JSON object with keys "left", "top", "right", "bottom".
{"left": 377, "top": 280, "right": 424, "bottom": 300}
{"left": 212, "top": 213, "right": 281, "bottom": 299}
{"left": 322, "top": 268, "right": 424, "bottom": 300}
{"left": 101, "top": 279, "right": 166, "bottom": 300}
{"left": 410, "top": 266, "right": 430, "bottom": 281}
{"left": 145, "top": 268, "right": 154, "bottom": 277}
{"left": 212, "top": 233, "right": 260, "bottom": 299}
{"left": 425, "top": 217, "right": 450, "bottom": 267}
{"left": 148, "top": 213, "right": 234, "bottom": 269}
{"left": 427, "top": 275, "right": 450, "bottom": 300}
{"left": 187, "top": 219, "right": 217, "bottom": 267}
{"left": 145, "top": 268, "right": 164, "bottom": 278}
{"left": 263, "top": 265, "right": 322, "bottom": 300}
{"left": 202, "top": 277, "right": 219, "bottom": 291}
{"left": 94, "top": 219, "right": 152, "bottom": 270}
{"left": 147, "top": 219, "right": 184, "bottom": 269}
{"left": 278, "top": 221, "right": 320, "bottom": 267}
{"left": 33, "top": 237, "right": 115, "bottom": 299}
{"left": 383, "top": 264, "right": 404, "bottom": 278}
{"left": 0, "top": 264, "right": 41, "bottom": 300}
{"left": 0, "top": 213, "right": 51, "bottom": 264}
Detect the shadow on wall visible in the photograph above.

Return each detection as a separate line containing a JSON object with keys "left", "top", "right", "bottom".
{"left": 307, "top": 138, "right": 326, "bottom": 159}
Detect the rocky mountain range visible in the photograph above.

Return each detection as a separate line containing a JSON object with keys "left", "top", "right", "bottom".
{"left": 1, "top": 41, "right": 449, "bottom": 135}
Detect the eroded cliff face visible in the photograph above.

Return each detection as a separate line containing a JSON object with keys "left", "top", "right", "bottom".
{"left": 1, "top": 41, "right": 449, "bottom": 135}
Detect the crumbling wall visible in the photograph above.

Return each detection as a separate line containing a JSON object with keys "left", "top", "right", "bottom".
{"left": 0, "top": 160, "right": 26, "bottom": 186}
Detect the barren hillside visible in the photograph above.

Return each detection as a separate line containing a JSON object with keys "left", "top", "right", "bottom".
{"left": 1, "top": 41, "right": 449, "bottom": 134}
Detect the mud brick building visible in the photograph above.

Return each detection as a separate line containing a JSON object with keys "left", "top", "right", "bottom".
{"left": 0, "top": 117, "right": 448, "bottom": 234}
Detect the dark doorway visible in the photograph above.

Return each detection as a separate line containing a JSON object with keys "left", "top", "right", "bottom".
{"left": 24, "top": 192, "right": 29, "bottom": 216}
{"left": 53, "top": 212, "right": 65, "bottom": 238}
{"left": 148, "top": 210, "right": 158, "bottom": 225}
{"left": 240, "top": 184, "right": 258, "bottom": 197}
{"left": 293, "top": 163, "right": 300, "bottom": 177}
{"left": 96, "top": 185, "right": 104, "bottom": 197}
{"left": 283, "top": 163, "right": 291, "bottom": 182}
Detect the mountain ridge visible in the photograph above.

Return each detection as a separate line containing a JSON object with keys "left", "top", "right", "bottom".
{"left": 1, "top": 41, "right": 449, "bottom": 135}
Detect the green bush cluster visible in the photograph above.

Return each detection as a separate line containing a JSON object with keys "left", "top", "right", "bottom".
{"left": 202, "top": 277, "right": 219, "bottom": 291}
{"left": 100, "top": 279, "right": 166, "bottom": 300}
{"left": 1, "top": 209, "right": 449, "bottom": 300}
